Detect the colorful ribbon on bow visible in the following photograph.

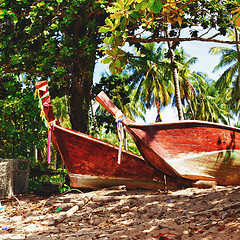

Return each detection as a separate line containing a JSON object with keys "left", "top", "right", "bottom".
{"left": 35, "top": 85, "right": 56, "bottom": 164}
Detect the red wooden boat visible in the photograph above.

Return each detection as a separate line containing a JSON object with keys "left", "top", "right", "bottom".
{"left": 35, "top": 81, "right": 182, "bottom": 190}
{"left": 96, "top": 91, "right": 240, "bottom": 186}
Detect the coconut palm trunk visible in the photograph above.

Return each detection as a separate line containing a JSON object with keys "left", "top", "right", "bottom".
{"left": 166, "top": 32, "right": 184, "bottom": 120}
{"left": 235, "top": 27, "right": 240, "bottom": 102}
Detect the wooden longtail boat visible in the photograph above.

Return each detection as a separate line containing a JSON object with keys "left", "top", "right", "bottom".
{"left": 96, "top": 91, "right": 240, "bottom": 186}
{"left": 35, "top": 81, "right": 181, "bottom": 190}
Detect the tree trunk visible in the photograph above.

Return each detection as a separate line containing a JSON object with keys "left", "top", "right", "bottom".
{"left": 69, "top": 66, "right": 96, "bottom": 133}
{"left": 69, "top": 14, "right": 99, "bottom": 133}
{"left": 186, "top": 98, "right": 195, "bottom": 120}
{"left": 235, "top": 27, "right": 240, "bottom": 97}
{"left": 167, "top": 40, "right": 184, "bottom": 120}
{"left": 233, "top": 27, "right": 240, "bottom": 121}
{"left": 70, "top": 83, "right": 90, "bottom": 133}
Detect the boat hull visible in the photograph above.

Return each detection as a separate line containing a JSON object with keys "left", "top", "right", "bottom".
{"left": 168, "top": 150, "right": 240, "bottom": 185}
{"left": 52, "top": 125, "right": 179, "bottom": 190}
{"left": 35, "top": 81, "right": 182, "bottom": 190}
{"left": 127, "top": 121, "right": 240, "bottom": 185}
{"left": 96, "top": 91, "right": 240, "bottom": 185}
{"left": 68, "top": 173, "right": 169, "bottom": 190}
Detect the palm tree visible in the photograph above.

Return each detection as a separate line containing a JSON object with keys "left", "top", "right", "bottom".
{"left": 173, "top": 47, "right": 197, "bottom": 119}
{"left": 128, "top": 42, "right": 201, "bottom": 121}
{"left": 185, "top": 73, "right": 231, "bottom": 123}
{"left": 127, "top": 42, "right": 174, "bottom": 119}
{"left": 210, "top": 29, "right": 240, "bottom": 117}
{"left": 166, "top": 36, "right": 184, "bottom": 120}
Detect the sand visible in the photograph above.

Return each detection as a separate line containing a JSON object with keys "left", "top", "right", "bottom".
{"left": 0, "top": 185, "right": 239, "bottom": 240}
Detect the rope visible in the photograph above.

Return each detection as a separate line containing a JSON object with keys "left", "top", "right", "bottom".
{"left": 47, "top": 122, "right": 55, "bottom": 164}
{"left": 115, "top": 112, "right": 126, "bottom": 164}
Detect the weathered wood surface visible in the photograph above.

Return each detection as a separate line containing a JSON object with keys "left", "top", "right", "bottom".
{"left": 96, "top": 91, "right": 240, "bottom": 185}
{"left": 35, "top": 81, "right": 182, "bottom": 190}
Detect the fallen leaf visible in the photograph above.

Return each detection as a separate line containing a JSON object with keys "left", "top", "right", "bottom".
{"left": 218, "top": 225, "right": 225, "bottom": 231}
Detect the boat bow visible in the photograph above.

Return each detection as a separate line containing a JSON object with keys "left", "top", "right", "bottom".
{"left": 96, "top": 91, "right": 240, "bottom": 185}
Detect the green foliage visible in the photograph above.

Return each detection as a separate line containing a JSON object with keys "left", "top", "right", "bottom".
{"left": 51, "top": 96, "right": 71, "bottom": 128}
{"left": 0, "top": 0, "right": 108, "bottom": 132}
{"left": 29, "top": 174, "right": 71, "bottom": 194}
{"left": 28, "top": 178, "right": 41, "bottom": 192}
{"left": 126, "top": 42, "right": 174, "bottom": 110}
{"left": 235, "top": 122, "right": 240, "bottom": 128}
{"left": 98, "top": 128, "right": 140, "bottom": 156}
{"left": 92, "top": 74, "right": 146, "bottom": 134}
{"left": 0, "top": 74, "right": 72, "bottom": 194}
{"left": 59, "top": 184, "right": 71, "bottom": 194}
{"left": 0, "top": 75, "right": 46, "bottom": 159}
{"left": 185, "top": 74, "right": 231, "bottom": 123}
{"left": 0, "top": 0, "right": 102, "bottom": 77}
{"left": 92, "top": 74, "right": 132, "bottom": 134}
{"left": 29, "top": 161, "right": 70, "bottom": 194}
{"left": 99, "top": 0, "right": 238, "bottom": 74}
{"left": 208, "top": 29, "right": 240, "bottom": 119}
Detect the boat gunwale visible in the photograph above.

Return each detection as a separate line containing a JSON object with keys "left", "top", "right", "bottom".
{"left": 53, "top": 124, "right": 144, "bottom": 160}
{"left": 127, "top": 120, "right": 240, "bottom": 132}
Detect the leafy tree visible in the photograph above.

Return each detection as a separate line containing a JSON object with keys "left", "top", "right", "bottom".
{"left": 93, "top": 74, "right": 146, "bottom": 134}
{"left": 100, "top": 0, "right": 238, "bottom": 70}
{"left": 0, "top": 75, "right": 46, "bottom": 159}
{"left": 0, "top": 0, "right": 106, "bottom": 133}
{"left": 0, "top": 75, "right": 72, "bottom": 191}
{"left": 174, "top": 47, "right": 197, "bottom": 118}
{"left": 92, "top": 74, "right": 144, "bottom": 154}
{"left": 99, "top": 0, "right": 238, "bottom": 120}
{"left": 1, "top": 0, "right": 238, "bottom": 132}
{"left": 126, "top": 43, "right": 200, "bottom": 119}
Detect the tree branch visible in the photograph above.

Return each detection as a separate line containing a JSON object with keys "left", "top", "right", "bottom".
{"left": 127, "top": 36, "right": 240, "bottom": 45}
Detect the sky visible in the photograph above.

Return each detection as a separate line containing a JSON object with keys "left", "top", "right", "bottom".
{"left": 93, "top": 38, "right": 234, "bottom": 124}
